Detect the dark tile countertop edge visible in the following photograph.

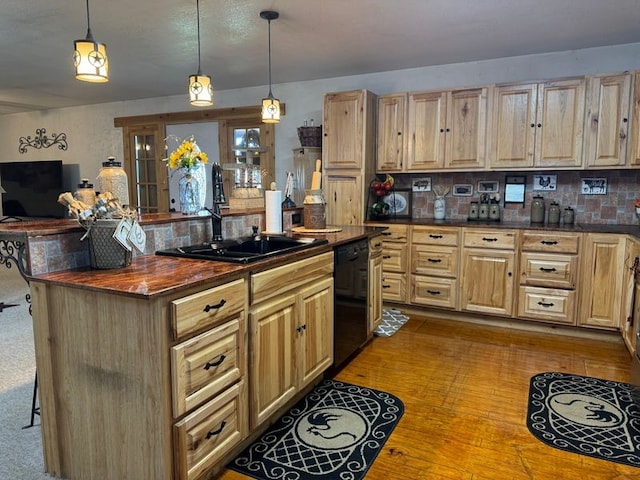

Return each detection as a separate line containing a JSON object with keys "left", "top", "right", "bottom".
{"left": 28, "top": 225, "right": 384, "bottom": 299}
{"left": 366, "top": 218, "right": 640, "bottom": 238}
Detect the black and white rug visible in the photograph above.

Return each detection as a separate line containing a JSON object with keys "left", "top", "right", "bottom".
{"left": 527, "top": 372, "right": 640, "bottom": 467}
{"left": 374, "top": 308, "right": 409, "bottom": 337}
{"left": 228, "top": 379, "right": 404, "bottom": 479}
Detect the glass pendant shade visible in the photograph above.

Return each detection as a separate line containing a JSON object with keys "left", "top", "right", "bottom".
{"left": 189, "top": 73, "right": 213, "bottom": 106}
{"left": 74, "top": 37, "right": 109, "bottom": 82}
{"left": 261, "top": 95, "right": 281, "bottom": 123}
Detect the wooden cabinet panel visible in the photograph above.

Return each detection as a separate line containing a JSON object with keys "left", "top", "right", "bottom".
{"left": 445, "top": 87, "right": 489, "bottom": 170}
{"left": 517, "top": 286, "right": 576, "bottom": 325}
{"left": 368, "top": 252, "right": 383, "bottom": 333}
{"left": 411, "top": 275, "right": 457, "bottom": 309}
{"left": 579, "top": 234, "right": 624, "bottom": 329}
{"left": 521, "top": 231, "right": 580, "bottom": 254}
{"left": 412, "top": 225, "right": 459, "bottom": 246}
{"left": 171, "top": 317, "right": 244, "bottom": 418}
{"left": 171, "top": 279, "right": 246, "bottom": 341}
{"left": 325, "top": 174, "right": 363, "bottom": 226}
{"left": 407, "top": 91, "right": 446, "bottom": 170}
{"left": 377, "top": 224, "right": 409, "bottom": 242}
{"left": 628, "top": 72, "right": 640, "bottom": 167}
{"left": 584, "top": 73, "right": 632, "bottom": 168}
{"left": 461, "top": 249, "right": 515, "bottom": 316}
{"left": 520, "top": 252, "right": 578, "bottom": 289}
{"left": 323, "top": 90, "right": 366, "bottom": 169}
{"left": 463, "top": 229, "right": 517, "bottom": 249}
{"left": 377, "top": 94, "right": 406, "bottom": 172}
{"left": 382, "top": 242, "right": 408, "bottom": 272}
{"left": 174, "top": 380, "right": 247, "bottom": 480}
{"left": 411, "top": 244, "right": 458, "bottom": 277}
{"left": 382, "top": 271, "right": 406, "bottom": 303}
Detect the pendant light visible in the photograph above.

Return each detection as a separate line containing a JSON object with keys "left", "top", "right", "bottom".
{"left": 260, "top": 10, "right": 281, "bottom": 123}
{"left": 73, "top": 0, "right": 109, "bottom": 82}
{"left": 188, "top": 0, "right": 213, "bottom": 106}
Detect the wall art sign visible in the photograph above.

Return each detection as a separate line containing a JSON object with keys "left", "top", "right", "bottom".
{"left": 452, "top": 184, "right": 473, "bottom": 196}
{"left": 18, "top": 128, "right": 68, "bottom": 154}
{"left": 533, "top": 174, "right": 557, "bottom": 191}
{"left": 411, "top": 177, "right": 431, "bottom": 192}
{"left": 581, "top": 177, "right": 607, "bottom": 195}
{"left": 477, "top": 180, "right": 499, "bottom": 193}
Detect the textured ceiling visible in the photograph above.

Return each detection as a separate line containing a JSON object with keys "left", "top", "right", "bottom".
{"left": 2, "top": 0, "right": 640, "bottom": 115}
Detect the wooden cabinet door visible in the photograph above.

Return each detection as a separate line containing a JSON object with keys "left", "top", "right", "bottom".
{"left": 584, "top": 73, "right": 632, "bottom": 168}
{"left": 377, "top": 94, "right": 406, "bottom": 172}
{"left": 621, "top": 237, "right": 640, "bottom": 352}
{"left": 445, "top": 87, "right": 488, "bottom": 170}
{"left": 324, "top": 174, "right": 363, "bottom": 225}
{"left": 490, "top": 83, "right": 537, "bottom": 169}
{"left": 579, "top": 234, "right": 624, "bottom": 329}
{"left": 297, "top": 277, "right": 334, "bottom": 389}
{"left": 535, "top": 79, "right": 585, "bottom": 168}
{"left": 406, "top": 91, "right": 446, "bottom": 170}
{"left": 368, "top": 252, "right": 383, "bottom": 334}
{"left": 249, "top": 294, "right": 297, "bottom": 428}
{"left": 323, "top": 90, "right": 366, "bottom": 169}
{"left": 461, "top": 249, "right": 515, "bottom": 317}
{"left": 626, "top": 72, "right": 640, "bottom": 167}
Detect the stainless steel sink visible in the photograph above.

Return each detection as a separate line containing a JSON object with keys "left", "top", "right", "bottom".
{"left": 156, "top": 236, "right": 328, "bottom": 264}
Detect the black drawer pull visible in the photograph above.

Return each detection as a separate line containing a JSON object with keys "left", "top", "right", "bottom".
{"left": 539, "top": 267, "right": 557, "bottom": 273}
{"left": 204, "top": 354, "right": 226, "bottom": 370}
{"left": 427, "top": 289, "right": 441, "bottom": 295}
{"left": 482, "top": 237, "right": 498, "bottom": 242}
{"left": 429, "top": 234, "right": 443, "bottom": 239}
{"left": 383, "top": 285, "right": 392, "bottom": 289}
{"left": 427, "top": 258, "right": 442, "bottom": 263}
{"left": 537, "top": 301, "right": 555, "bottom": 308}
{"left": 205, "top": 421, "right": 227, "bottom": 439}
{"left": 374, "top": 242, "right": 382, "bottom": 248}
{"left": 381, "top": 232, "right": 392, "bottom": 236}
{"left": 540, "top": 240, "right": 558, "bottom": 245}
{"left": 204, "top": 299, "right": 226, "bottom": 312}
{"left": 296, "top": 324, "right": 307, "bottom": 333}
{"left": 383, "top": 255, "right": 392, "bottom": 259}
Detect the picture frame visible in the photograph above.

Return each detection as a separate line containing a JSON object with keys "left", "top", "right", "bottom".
{"left": 477, "top": 180, "right": 499, "bottom": 193}
{"left": 382, "top": 189, "right": 412, "bottom": 218}
{"left": 533, "top": 174, "right": 557, "bottom": 191}
{"left": 452, "top": 184, "right": 473, "bottom": 196}
{"left": 581, "top": 177, "right": 607, "bottom": 195}
{"left": 411, "top": 177, "right": 431, "bottom": 192}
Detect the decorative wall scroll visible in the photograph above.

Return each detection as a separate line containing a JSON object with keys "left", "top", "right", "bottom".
{"left": 18, "top": 128, "right": 68, "bottom": 154}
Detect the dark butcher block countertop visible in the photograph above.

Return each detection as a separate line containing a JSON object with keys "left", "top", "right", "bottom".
{"left": 25, "top": 225, "right": 384, "bottom": 299}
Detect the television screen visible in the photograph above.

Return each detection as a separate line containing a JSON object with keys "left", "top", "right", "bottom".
{"left": 0, "top": 160, "right": 66, "bottom": 218}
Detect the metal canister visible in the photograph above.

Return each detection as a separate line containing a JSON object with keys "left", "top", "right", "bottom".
{"left": 479, "top": 203, "right": 489, "bottom": 220}
{"left": 489, "top": 201, "right": 500, "bottom": 221}
{"left": 562, "top": 206, "right": 575, "bottom": 225}
{"left": 531, "top": 195, "right": 545, "bottom": 223}
{"left": 469, "top": 201, "right": 479, "bottom": 220}
{"left": 74, "top": 178, "right": 96, "bottom": 206}
{"left": 97, "top": 156, "right": 130, "bottom": 206}
{"left": 548, "top": 202, "right": 561, "bottom": 225}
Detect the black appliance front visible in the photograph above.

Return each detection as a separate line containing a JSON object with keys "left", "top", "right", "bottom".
{"left": 333, "top": 239, "right": 369, "bottom": 369}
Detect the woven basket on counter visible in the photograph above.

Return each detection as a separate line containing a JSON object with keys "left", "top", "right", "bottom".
{"left": 87, "top": 219, "right": 132, "bottom": 269}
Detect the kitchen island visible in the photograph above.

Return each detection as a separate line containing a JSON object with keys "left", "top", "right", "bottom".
{"left": 9, "top": 221, "right": 382, "bottom": 480}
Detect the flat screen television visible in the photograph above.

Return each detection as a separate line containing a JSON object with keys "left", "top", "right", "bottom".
{"left": 0, "top": 160, "right": 66, "bottom": 218}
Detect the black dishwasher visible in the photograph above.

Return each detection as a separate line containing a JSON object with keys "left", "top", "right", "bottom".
{"left": 333, "top": 239, "right": 369, "bottom": 368}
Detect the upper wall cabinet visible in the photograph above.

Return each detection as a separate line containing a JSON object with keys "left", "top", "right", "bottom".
{"left": 406, "top": 87, "right": 489, "bottom": 172}
{"left": 583, "top": 73, "right": 632, "bottom": 168}
{"left": 376, "top": 94, "right": 406, "bottom": 172}
{"left": 490, "top": 78, "right": 585, "bottom": 170}
{"left": 629, "top": 72, "right": 640, "bottom": 167}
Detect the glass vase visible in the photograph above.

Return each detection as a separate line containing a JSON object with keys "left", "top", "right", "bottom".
{"left": 179, "top": 169, "right": 200, "bottom": 215}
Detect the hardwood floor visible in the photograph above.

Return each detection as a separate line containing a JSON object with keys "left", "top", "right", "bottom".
{"left": 217, "top": 314, "right": 639, "bottom": 479}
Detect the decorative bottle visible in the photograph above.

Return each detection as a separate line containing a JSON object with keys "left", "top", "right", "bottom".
{"left": 548, "top": 202, "right": 561, "bottom": 225}
{"left": 97, "top": 156, "right": 130, "bottom": 206}
{"left": 531, "top": 195, "right": 545, "bottom": 223}
{"left": 434, "top": 196, "right": 446, "bottom": 220}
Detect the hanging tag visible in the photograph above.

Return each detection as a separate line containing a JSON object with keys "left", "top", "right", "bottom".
{"left": 127, "top": 221, "right": 147, "bottom": 253}
{"left": 112, "top": 218, "right": 133, "bottom": 251}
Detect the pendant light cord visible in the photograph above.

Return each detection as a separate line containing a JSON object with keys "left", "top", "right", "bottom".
{"left": 196, "top": 0, "right": 202, "bottom": 74}
{"left": 267, "top": 18, "right": 273, "bottom": 97}
{"left": 85, "top": 0, "right": 94, "bottom": 39}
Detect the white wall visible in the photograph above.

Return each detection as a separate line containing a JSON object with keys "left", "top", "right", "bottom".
{"left": 1, "top": 42, "right": 640, "bottom": 205}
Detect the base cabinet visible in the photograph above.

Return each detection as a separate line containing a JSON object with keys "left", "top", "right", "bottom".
{"left": 249, "top": 253, "right": 334, "bottom": 429}
{"left": 369, "top": 237, "right": 383, "bottom": 333}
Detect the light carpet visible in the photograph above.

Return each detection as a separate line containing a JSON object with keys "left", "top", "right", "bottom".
{"left": 374, "top": 308, "right": 410, "bottom": 337}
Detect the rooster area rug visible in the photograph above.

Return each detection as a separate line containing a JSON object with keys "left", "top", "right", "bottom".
{"left": 228, "top": 379, "right": 404, "bottom": 480}
{"left": 527, "top": 372, "right": 640, "bottom": 468}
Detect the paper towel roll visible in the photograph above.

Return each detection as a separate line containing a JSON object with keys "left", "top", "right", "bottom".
{"left": 265, "top": 190, "right": 283, "bottom": 234}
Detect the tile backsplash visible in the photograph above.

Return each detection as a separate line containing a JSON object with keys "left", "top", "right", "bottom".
{"left": 389, "top": 170, "right": 640, "bottom": 224}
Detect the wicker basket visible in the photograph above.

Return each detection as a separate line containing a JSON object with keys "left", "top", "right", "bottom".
{"left": 87, "top": 219, "right": 132, "bottom": 269}
{"left": 297, "top": 126, "right": 322, "bottom": 147}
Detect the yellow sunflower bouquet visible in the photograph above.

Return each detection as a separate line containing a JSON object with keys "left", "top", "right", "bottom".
{"left": 166, "top": 136, "right": 208, "bottom": 171}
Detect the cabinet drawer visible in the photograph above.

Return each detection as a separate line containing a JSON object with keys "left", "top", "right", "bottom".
{"left": 171, "top": 317, "right": 245, "bottom": 418}
{"left": 411, "top": 226, "right": 459, "bottom": 246}
{"left": 171, "top": 279, "right": 246, "bottom": 341}
{"left": 411, "top": 245, "right": 458, "bottom": 277}
{"left": 382, "top": 272, "right": 406, "bottom": 303}
{"left": 411, "top": 275, "right": 457, "bottom": 309}
{"left": 252, "top": 252, "right": 334, "bottom": 303}
{"left": 521, "top": 231, "right": 580, "bottom": 253}
{"left": 463, "top": 229, "right": 517, "bottom": 249}
{"left": 174, "top": 380, "right": 248, "bottom": 480}
{"left": 517, "top": 286, "right": 576, "bottom": 325}
{"left": 377, "top": 224, "right": 409, "bottom": 242}
{"left": 382, "top": 243, "right": 408, "bottom": 272}
{"left": 520, "top": 252, "right": 578, "bottom": 289}
{"left": 369, "top": 236, "right": 384, "bottom": 255}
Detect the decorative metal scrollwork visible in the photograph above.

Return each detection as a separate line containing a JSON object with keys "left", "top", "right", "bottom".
{"left": 18, "top": 128, "right": 68, "bottom": 154}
